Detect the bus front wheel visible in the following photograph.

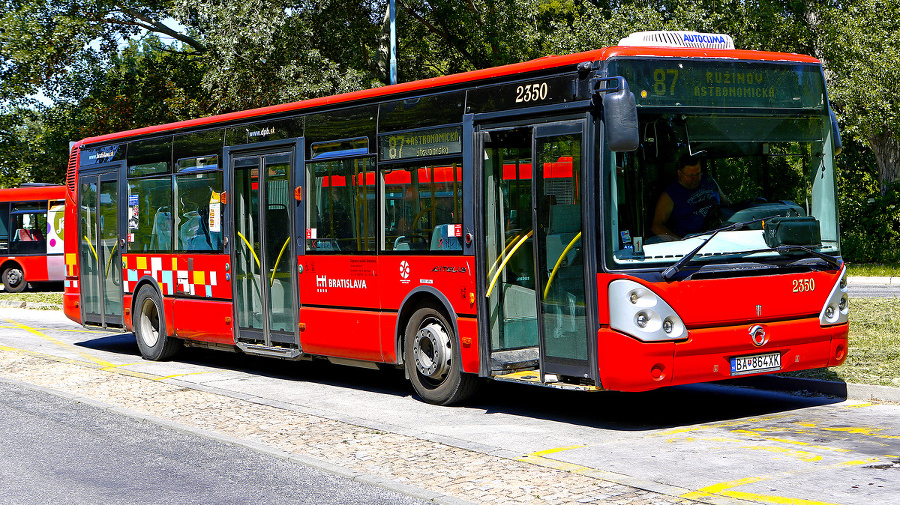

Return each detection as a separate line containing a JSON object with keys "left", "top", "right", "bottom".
{"left": 134, "top": 286, "right": 182, "bottom": 361}
{"left": 404, "top": 304, "right": 479, "bottom": 405}
{"left": 2, "top": 266, "right": 26, "bottom": 293}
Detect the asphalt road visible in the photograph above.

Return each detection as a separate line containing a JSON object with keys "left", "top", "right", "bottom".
{"left": 1, "top": 307, "right": 899, "bottom": 505}
{"left": 848, "top": 284, "right": 900, "bottom": 298}
{"left": 0, "top": 378, "right": 430, "bottom": 505}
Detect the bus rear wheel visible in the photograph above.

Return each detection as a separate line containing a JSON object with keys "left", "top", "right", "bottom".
{"left": 2, "top": 266, "right": 26, "bottom": 293}
{"left": 134, "top": 286, "right": 181, "bottom": 361}
{"left": 404, "top": 304, "right": 479, "bottom": 405}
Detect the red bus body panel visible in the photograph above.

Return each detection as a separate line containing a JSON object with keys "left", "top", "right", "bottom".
{"left": 297, "top": 255, "right": 476, "bottom": 363}
{"left": 596, "top": 270, "right": 848, "bottom": 391}
{"left": 0, "top": 186, "right": 65, "bottom": 203}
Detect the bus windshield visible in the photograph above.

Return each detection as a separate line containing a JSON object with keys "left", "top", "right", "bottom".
{"left": 605, "top": 104, "right": 839, "bottom": 271}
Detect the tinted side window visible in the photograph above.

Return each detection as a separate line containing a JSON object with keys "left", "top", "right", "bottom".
{"left": 127, "top": 177, "right": 172, "bottom": 252}
{"left": 307, "top": 157, "right": 376, "bottom": 252}
{"left": 382, "top": 159, "right": 463, "bottom": 252}
{"left": 128, "top": 136, "right": 173, "bottom": 177}
{"left": 174, "top": 171, "right": 224, "bottom": 252}
{"left": 379, "top": 91, "right": 465, "bottom": 133}
{"left": 9, "top": 202, "right": 48, "bottom": 255}
{"left": 306, "top": 106, "right": 377, "bottom": 157}
{"left": 174, "top": 129, "right": 224, "bottom": 171}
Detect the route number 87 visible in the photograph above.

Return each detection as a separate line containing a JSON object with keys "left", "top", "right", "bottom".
{"left": 653, "top": 69, "right": 679, "bottom": 96}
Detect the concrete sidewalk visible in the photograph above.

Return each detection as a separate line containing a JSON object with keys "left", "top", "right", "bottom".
{"left": 847, "top": 275, "right": 900, "bottom": 285}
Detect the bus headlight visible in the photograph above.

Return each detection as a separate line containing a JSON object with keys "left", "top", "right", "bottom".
{"left": 609, "top": 279, "right": 687, "bottom": 342}
{"left": 819, "top": 269, "right": 849, "bottom": 326}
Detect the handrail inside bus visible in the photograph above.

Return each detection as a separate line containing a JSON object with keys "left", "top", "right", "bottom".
{"left": 236, "top": 231, "right": 261, "bottom": 269}
{"left": 488, "top": 231, "right": 527, "bottom": 279}
{"left": 270, "top": 238, "right": 290, "bottom": 286}
{"left": 485, "top": 230, "right": 533, "bottom": 298}
{"left": 104, "top": 242, "right": 118, "bottom": 278}
{"left": 83, "top": 235, "right": 98, "bottom": 261}
{"left": 543, "top": 231, "right": 582, "bottom": 300}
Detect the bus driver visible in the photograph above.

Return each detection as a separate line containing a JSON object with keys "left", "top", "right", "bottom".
{"left": 651, "top": 155, "right": 730, "bottom": 241}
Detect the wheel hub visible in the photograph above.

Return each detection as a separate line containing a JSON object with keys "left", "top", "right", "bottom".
{"left": 139, "top": 298, "right": 160, "bottom": 347}
{"left": 413, "top": 322, "right": 451, "bottom": 379}
{"left": 6, "top": 269, "right": 21, "bottom": 286}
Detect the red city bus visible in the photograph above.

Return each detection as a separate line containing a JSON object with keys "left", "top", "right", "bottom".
{"left": 63, "top": 31, "right": 848, "bottom": 404}
{"left": 0, "top": 184, "right": 66, "bottom": 293}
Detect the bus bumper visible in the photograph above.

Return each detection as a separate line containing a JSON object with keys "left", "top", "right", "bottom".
{"left": 598, "top": 319, "right": 848, "bottom": 392}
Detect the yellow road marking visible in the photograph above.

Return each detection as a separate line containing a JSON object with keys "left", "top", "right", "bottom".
{"left": 682, "top": 457, "right": 882, "bottom": 504}
{"left": 5, "top": 319, "right": 116, "bottom": 368}
{"left": 0, "top": 324, "right": 106, "bottom": 334}
{"left": 516, "top": 445, "right": 645, "bottom": 485}
{"left": 742, "top": 446, "right": 822, "bottom": 462}
{"left": 795, "top": 421, "right": 900, "bottom": 440}
{"left": 153, "top": 371, "right": 218, "bottom": 381}
{"left": 0, "top": 343, "right": 160, "bottom": 381}
{"left": 839, "top": 402, "right": 873, "bottom": 409}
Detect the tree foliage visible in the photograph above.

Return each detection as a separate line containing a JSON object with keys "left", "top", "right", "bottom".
{"left": 1, "top": 0, "right": 898, "bottom": 262}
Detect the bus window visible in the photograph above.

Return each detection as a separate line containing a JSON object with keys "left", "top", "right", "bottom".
{"left": 306, "top": 157, "right": 376, "bottom": 252}
{"left": 0, "top": 203, "right": 8, "bottom": 253}
{"left": 9, "top": 203, "right": 48, "bottom": 255}
{"left": 127, "top": 176, "right": 172, "bottom": 253}
{"left": 174, "top": 171, "right": 224, "bottom": 252}
{"left": 381, "top": 160, "right": 462, "bottom": 252}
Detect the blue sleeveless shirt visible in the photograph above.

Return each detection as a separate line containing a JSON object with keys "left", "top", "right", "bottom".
{"left": 665, "top": 176, "right": 720, "bottom": 237}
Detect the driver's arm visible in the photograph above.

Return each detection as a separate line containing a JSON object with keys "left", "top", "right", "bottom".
{"left": 651, "top": 192, "right": 680, "bottom": 241}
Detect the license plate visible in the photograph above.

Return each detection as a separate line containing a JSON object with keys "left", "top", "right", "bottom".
{"left": 730, "top": 352, "right": 781, "bottom": 376}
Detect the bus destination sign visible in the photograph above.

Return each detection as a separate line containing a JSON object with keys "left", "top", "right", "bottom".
{"left": 609, "top": 58, "right": 825, "bottom": 110}
{"left": 380, "top": 127, "right": 461, "bottom": 161}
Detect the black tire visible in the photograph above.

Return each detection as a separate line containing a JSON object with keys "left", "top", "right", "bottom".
{"left": 134, "top": 285, "right": 182, "bottom": 361}
{"left": 2, "top": 266, "right": 26, "bottom": 293}
{"left": 404, "top": 304, "right": 480, "bottom": 405}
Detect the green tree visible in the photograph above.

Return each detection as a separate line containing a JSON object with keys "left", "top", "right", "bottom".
{"left": 0, "top": 0, "right": 204, "bottom": 102}
{"left": 819, "top": 0, "right": 900, "bottom": 193}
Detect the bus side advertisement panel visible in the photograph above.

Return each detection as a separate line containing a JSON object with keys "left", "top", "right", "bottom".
{"left": 299, "top": 256, "right": 379, "bottom": 310}
{"left": 46, "top": 254, "right": 65, "bottom": 282}
{"left": 122, "top": 254, "right": 232, "bottom": 299}
{"left": 378, "top": 256, "right": 476, "bottom": 316}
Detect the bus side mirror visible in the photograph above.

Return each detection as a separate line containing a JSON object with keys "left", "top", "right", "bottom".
{"left": 594, "top": 77, "right": 639, "bottom": 152}
{"left": 830, "top": 108, "right": 842, "bottom": 156}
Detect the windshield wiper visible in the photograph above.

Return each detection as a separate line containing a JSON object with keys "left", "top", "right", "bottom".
{"left": 773, "top": 244, "right": 842, "bottom": 270}
{"left": 661, "top": 217, "right": 773, "bottom": 281}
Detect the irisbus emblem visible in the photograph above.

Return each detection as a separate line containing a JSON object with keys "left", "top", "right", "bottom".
{"left": 749, "top": 324, "right": 768, "bottom": 347}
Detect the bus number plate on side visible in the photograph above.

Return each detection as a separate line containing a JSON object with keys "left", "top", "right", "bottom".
{"left": 730, "top": 352, "right": 781, "bottom": 376}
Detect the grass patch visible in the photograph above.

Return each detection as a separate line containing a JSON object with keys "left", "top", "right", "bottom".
{"left": 784, "top": 297, "right": 900, "bottom": 387}
{"left": 0, "top": 291, "right": 64, "bottom": 307}
{"left": 846, "top": 263, "right": 900, "bottom": 277}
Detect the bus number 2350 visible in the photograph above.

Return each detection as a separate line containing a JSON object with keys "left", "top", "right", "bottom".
{"left": 515, "top": 82, "right": 549, "bottom": 103}
{"left": 792, "top": 278, "right": 815, "bottom": 293}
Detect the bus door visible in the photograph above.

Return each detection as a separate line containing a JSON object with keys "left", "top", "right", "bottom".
{"left": 231, "top": 150, "right": 299, "bottom": 351}
{"left": 78, "top": 167, "right": 124, "bottom": 327}
{"left": 479, "top": 121, "right": 591, "bottom": 381}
